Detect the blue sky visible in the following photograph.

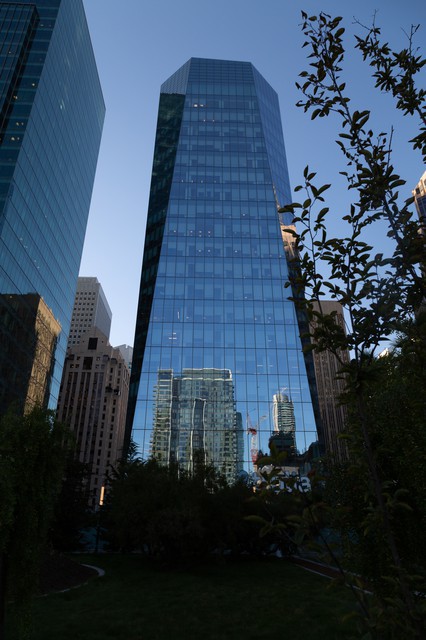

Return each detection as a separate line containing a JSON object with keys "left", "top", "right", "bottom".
{"left": 80, "top": 0, "right": 426, "bottom": 347}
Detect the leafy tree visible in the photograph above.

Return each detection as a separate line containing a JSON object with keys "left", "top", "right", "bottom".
{"left": 0, "top": 407, "right": 71, "bottom": 638}
{"left": 103, "top": 455, "right": 261, "bottom": 563}
{"left": 245, "top": 449, "right": 313, "bottom": 558}
{"left": 279, "top": 11, "right": 426, "bottom": 638}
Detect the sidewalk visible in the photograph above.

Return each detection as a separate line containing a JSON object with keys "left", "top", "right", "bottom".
{"left": 290, "top": 556, "right": 343, "bottom": 580}
{"left": 290, "top": 555, "right": 372, "bottom": 593}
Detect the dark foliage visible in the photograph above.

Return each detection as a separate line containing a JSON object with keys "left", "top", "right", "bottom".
{"left": 102, "top": 457, "right": 268, "bottom": 564}
{"left": 49, "top": 457, "right": 93, "bottom": 552}
{"left": 0, "top": 406, "right": 71, "bottom": 638}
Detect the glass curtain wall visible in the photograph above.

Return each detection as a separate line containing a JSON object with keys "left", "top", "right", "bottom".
{"left": 129, "top": 58, "right": 318, "bottom": 481}
{"left": 0, "top": 0, "right": 104, "bottom": 414}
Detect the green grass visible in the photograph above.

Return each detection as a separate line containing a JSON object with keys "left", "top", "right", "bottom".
{"left": 8, "top": 555, "right": 358, "bottom": 640}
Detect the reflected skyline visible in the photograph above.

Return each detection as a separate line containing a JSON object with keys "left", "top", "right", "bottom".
{"left": 152, "top": 368, "right": 243, "bottom": 483}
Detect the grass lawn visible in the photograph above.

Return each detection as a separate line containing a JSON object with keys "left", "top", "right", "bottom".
{"left": 7, "top": 555, "right": 358, "bottom": 640}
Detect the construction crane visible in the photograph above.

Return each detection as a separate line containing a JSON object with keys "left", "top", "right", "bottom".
{"left": 246, "top": 412, "right": 267, "bottom": 469}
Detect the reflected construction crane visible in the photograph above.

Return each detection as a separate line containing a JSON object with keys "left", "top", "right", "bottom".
{"left": 246, "top": 412, "right": 267, "bottom": 469}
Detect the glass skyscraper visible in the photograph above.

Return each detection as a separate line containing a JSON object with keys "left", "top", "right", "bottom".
{"left": 128, "top": 58, "right": 319, "bottom": 478}
{"left": 0, "top": 0, "right": 104, "bottom": 414}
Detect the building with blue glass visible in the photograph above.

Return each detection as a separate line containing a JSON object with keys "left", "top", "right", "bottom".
{"left": 0, "top": 0, "right": 104, "bottom": 414}
{"left": 127, "top": 58, "right": 320, "bottom": 479}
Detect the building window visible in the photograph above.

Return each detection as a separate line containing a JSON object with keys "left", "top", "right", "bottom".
{"left": 88, "top": 337, "right": 98, "bottom": 350}
{"left": 83, "top": 357, "right": 93, "bottom": 369}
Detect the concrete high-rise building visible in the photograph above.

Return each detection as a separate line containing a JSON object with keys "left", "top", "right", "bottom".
{"left": 127, "top": 58, "right": 320, "bottom": 478}
{"left": 311, "top": 301, "right": 349, "bottom": 463}
{"left": 116, "top": 344, "right": 133, "bottom": 372}
{"left": 413, "top": 171, "right": 426, "bottom": 316}
{"left": 413, "top": 171, "right": 426, "bottom": 226}
{"left": 68, "top": 277, "right": 112, "bottom": 348}
{"left": 57, "top": 327, "right": 130, "bottom": 508}
{"left": 0, "top": 0, "right": 105, "bottom": 415}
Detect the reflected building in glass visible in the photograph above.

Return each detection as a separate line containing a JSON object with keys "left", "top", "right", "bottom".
{"left": 268, "top": 392, "right": 297, "bottom": 461}
{"left": 151, "top": 367, "right": 243, "bottom": 483}
{"left": 0, "top": 0, "right": 105, "bottom": 415}
{"left": 127, "top": 58, "right": 320, "bottom": 478}
{"left": 272, "top": 393, "right": 296, "bottom": 438}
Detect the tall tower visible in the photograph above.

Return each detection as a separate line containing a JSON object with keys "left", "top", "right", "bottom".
{"left": 413, "top": 171, "right": 426, "bottom": 226}
{"left": 412, "top": 171, "right": 426, "bottom": 316}
{"left": 0, "top": 0, "right": 105, "bottom": 415}
{"left": 57, "top": 328, "right": 130, "bottom": 509}
{"left": 127, "top": 58, "right": 319, "bottom": 478}
{"left": 68, "top": 277, "right": 112, "bottom": 348}
{"left": 311, "top": 300, "right": 350, "bottom": 463}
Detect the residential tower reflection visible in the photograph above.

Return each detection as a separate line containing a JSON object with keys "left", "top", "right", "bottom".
{"left": 152, "top": 368, "right": 243, "bottom": 483}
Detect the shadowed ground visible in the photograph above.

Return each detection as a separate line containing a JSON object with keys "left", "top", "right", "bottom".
{"left": 8, "top": 554, "right": 359, "bottom": 639}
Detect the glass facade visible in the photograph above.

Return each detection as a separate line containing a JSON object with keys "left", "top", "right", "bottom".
{"left": 128, "top": 58, "right": 319, "bottom": 480}
{"left": 0, "top": 0, "right": 105, "bottom": 414}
